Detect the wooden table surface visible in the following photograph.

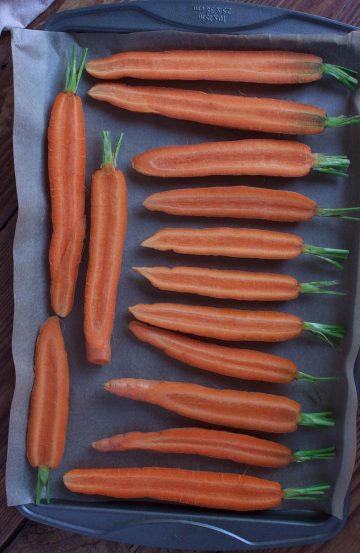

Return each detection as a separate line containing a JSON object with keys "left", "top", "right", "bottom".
{"left": 1, "top": 0, "right": 360, "bottom": 551}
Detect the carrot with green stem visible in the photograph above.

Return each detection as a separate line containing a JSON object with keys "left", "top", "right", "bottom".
{"left": 48, "top": 47, "right": 88, "bottom": 317}
{"left": 84, "top": 131, "right": 127, "bottom": 365}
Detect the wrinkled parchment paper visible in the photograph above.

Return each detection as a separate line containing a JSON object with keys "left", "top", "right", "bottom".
{"left": 7, "top": 28, "right": 360, "bottom": 519}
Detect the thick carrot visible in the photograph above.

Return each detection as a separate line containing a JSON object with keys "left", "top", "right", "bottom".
{"left": 105, "top": 378, "right": 334, "bottom": 432}
{"left": 142, "top": 227, "right": 349, "bottom": 269}
{"left": 129, "top": 303, "right": 345, "bottom": 345}
{"left": 88, "top": 83, "right": 360, "bottom": 135}
{"left": 48, "top": 48, "right": 88, "bottom": 317}
{"left": 132, "top": 139, "right": 350, "bottom": 178}
{"left": 134, "top": 266, "right": 342, "bottom": 301}
{"left": 92, "top": 427, "right": 335, "bottom": 467}
{"left": 129, "top": 321, "right": 335, "bottom": 384}
{"left": 86, "top": 50, "right": 357, "bottom": 89}
{"left": 84, "top": 131, "right": 127, "bottom": 365}
{"left": 144, "top": 185, "right": 360, "bottom": 222}
{"left": 27, "top": 316, "right": 69, "bottom": 505}
{"left": 63, "top": 467, "right": 330, "bottom": 511}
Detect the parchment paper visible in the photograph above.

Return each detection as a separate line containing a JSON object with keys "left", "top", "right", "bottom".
{"left": 7, "top": 27, "right": 360, "bottom": 519}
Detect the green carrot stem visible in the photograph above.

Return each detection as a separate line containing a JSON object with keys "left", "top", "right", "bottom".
{"left": 35, "top": 466, "right": 51, "bottom": 505}
{"left": 65, "top": 47, "right": 88, "bottom": 94}
{"left": 297, "top": 371, "right": 339, "bottom": 382}
{"left": 325, "top": 115, "right": 360, "bottom": 128}
{"left": 322, "top": 63, "right": 358, "bottom": 90}
{"left": 299, "top": 280, "right": 344, "bottom": 295}
{"left": 283, "top": 483, "right": 330, "bottom": 500}
{"left": 303, "top": 321, "right": 345, "bottom": 346}
{"left": 317, "top": 207, "right": 360, "bottom": 221}
{"left": 292, "top": 446, "right": 336, "bottom": 463}
{"left": 303, "top": 244, "right": 349, "bottom": 269}
{"left": 297, "top": 411, "right": 335, "bottom": 427}
{"left": 313, "top": 154, "right": 350, "bottom": 177}
{"left": 101, "top": 130, "right": 124, "bottom": 168}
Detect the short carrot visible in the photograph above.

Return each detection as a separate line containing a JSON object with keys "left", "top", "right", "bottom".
{"left": 48, "top": 47, "right": 88, "bottom": 317}
{"left": 88, "top": 83, "right": 360, "bottom": 135}
{"left": 142, "top": 227, "right": 349, "bottom": 269}
{"left": 134, "top": 266, "right": 343, "bottom": 301}
{"left": 26, "top": 316, "right": 69, "bottom": 505}
{"left": 105, "top": 378, "right": 334, "bottom": 432}
{"left": 144, "top": 185, "right": 360, "bottom": 222}
{"left": 63, "top": 467, "right": 330, "bottom": 511}
{"left": 129, "top": 303, "right": 345, "bottom": 345}
{"left": 129, "top": 321, "right": 335, "bottom": 384}
{"left": 86, "top": 50, "right": 357, "bottom": 89}
{"left": 84, "top": 131, "right": 127, "bottom": 365}
{"left": 132, "top": 139, "right": 350, "bottom": 178}
{"left": 92, "top": 427, "right": 336, "bottom": 467}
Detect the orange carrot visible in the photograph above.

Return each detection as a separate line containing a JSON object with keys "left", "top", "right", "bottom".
{"left": 92, "top": 427, "right": 335, "bottom": 467}
{"left": 84, "top": 131, "right": 127, "bottom": 365}
{"left": 144, "top": 185, "right": 360, "bottom": 222}
{"left": 27, "top": 316, "right": 69, "bottom": 505}
{"left": 132, "top": 139, "right": 350, "bottom": 178}
{"left": 48, "top": 48, "right": 88, "bottom": 317}
{"left": 105, "top": 378, "right": 334, "bottom": 432}
{"left": 129, "top": 303, "right": 345, "bottom": 345}
{"left": 88, "top": 83, "right": 360, "bottom": 135}
{"left": 142, "top": 227, "right": 349, "bottom": 269}
{"left": 129, "top": 321, "right": 335, "bottom": 384}
{"left": 86, "top": 50, "right": 357, "bottom": 89}
{"left": 63, "top": 467, "right": 330, "bottom": 511}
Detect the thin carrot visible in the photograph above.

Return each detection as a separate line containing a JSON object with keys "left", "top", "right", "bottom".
{"left": 88, "top": 83, "right": 360, "bottom": 135}
{"left": 134, "top": 266, "right": 343, "bottom": 301}
{"left": 142, "top": 227, "right": 349, "bottom": 269}
{"left": 84, "top": 131, "right": 127, "bottom": 365}
{"left": 132, "top": 139, "right": 350, "bottom": 178}
{"left": 86, "top": 50, "right": 357, "bottom": 89}
{"left": 26, "top": 316, "right": 69, "bottom": 505}
{"left": 105, "top": 378, "right": 334, "bottom": 432}
{"left": 144, "top": 185, "right": 360, "bottom": 222}
{"left": 92, "top": 427, "right": 336, "bottom": 467}
{"left": 129, "top": 303, "right": 345, "bottom": 345}
{"left": 129, "top": 321, "right": 336, "bottom": 384}
{"left": 48, "top": 47, "right": 88, "bottom": 317}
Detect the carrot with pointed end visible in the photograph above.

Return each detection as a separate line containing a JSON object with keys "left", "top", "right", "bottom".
{"left": 133, "top": 139, "right": 350, "bottom": 178}
{"left": 48, "top": 47, "right": 88, "bottom": 317}
{"left": 27, "top": 316, "right": 69, "bottom": 505}
{"left": 84, "top": 131, "right": 127, "bottom": 365}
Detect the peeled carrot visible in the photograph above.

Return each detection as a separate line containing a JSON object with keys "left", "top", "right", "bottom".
{"left": 129, "top": 321, "right": 335, "bottom": 384}
{"left": 48, "top": 48, "right": 88, "bottom": 317}
{"left": 142, "top": 227, "right": 349, "bottom": 269}
{"left": 134, "top": 266, "right": 342, "bottom": 301}
{"left": 93, "top": 427, "right": 336, "bottom": 467}
{"left": 144, "top": 185, "right": 360, "bottom": 222}
{"left": 105, "top": 378, "right": 334, "bottom": 432}
{"left": 86, "top": 50, "right": 357, "bottom": 89}
{"left": 84, "top": 131, "right": 127, "bottom": 365}
{"left": 129, "top": 303, "right": 345, "bottom": 345}
{"left": 88, "top": 83, "right": 360, "bottom": 136}
{"left": 26, "top": 316, "right": 69, "bottom": 505}
{"left": 132, "top": 139, "right": 350, "bottom": 178}
{"left": 63, "top": 467, "right": 330, "bottom": 511}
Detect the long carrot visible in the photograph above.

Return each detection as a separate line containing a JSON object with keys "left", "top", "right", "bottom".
{"left": 63, "top": 467, "right": 330, "bottom": 511}
{"left": 132, "top": 139, "right": 350, "bottom": 178}
{"left": 86, "top": 50, "right": 357, "bottom": 89}
{"left": 27, "top": 316, "right": 69, "bottom": 505}
{"left": 134, "top": 266, "right": 342, "bottom": 301}
{"left": 129, "top": 303, "right": 345, "bottom": 345}
{"left": 88, "top": 83, "right": 360, "bottom": 135}
{"left": 84, "top": 131, "right": 127, "bottom": 365}
{"left": 105, "top": 378, "right": 334, "bottom": 432}
{"left": 129, "top": 321, "right": 335, "bottom": 384}
{"left": 144, "top": 185, "right": 360, "bottom": 222}
{"left": 92, "top": 427, "right": 336, "bottom": 467}
{"left": 48, "top": 47, "right": 88, "bottom": 317}
{"left": 142, "top": 227, "right": 349, "bottom": 269}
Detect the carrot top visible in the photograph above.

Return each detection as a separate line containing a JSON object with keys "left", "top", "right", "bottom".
{"left": 101, "top": 130, "right": 124, "bottom": 168}
{"left": 65, "top": 47, "right": 88, "bottom": 94}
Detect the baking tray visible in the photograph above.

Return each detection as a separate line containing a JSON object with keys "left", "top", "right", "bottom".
{"left": 13, "top": 0, "right": 360, "bottom": 549}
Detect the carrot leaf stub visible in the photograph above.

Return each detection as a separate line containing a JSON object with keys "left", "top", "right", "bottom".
{"left": 297, "top": 411, "right": 335, "bottom": 427}
{"left": 36, "top": 466, "right": 51, "bottom": 505}
{"left": 102, "top": 130, "right": 124, "bottom": 168}
{"left": 322, "top": 63, "right": 358, "bottom": 90}
{"left": 303, "top": 322, "right": 345, "bottom": 346}
{"left": 303, "top": 245, "right": 349, "bottom": 269}
{"left": 65, "top": 47, "right": 88, "bottom": 94}
{"left": 283, "top": 483, "right": 330, "bottom": 501}
{"left": 312, "top": 154, "right": 350, "bottom": 177}
{"left": 292, "top": 446, "right": 336, "bottom": 463}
